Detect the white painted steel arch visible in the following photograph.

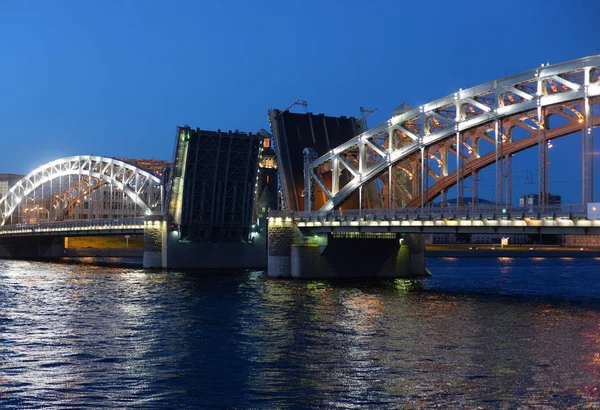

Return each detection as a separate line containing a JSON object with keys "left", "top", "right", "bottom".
{"left": 0, "top": 155, "right": 162, "bottom": 226}
{"left": 310, "top": 55, "right": 600, "bottom": 211}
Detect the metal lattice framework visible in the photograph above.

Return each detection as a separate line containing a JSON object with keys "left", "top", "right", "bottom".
{"left": 0, "top": 156, "right": 163, "bottom": 226}
{"left": 169, "top": 127, "right": 261, "bottom": 243}
{"left": 309, "top": 55, "right": 600, "bottom": 211}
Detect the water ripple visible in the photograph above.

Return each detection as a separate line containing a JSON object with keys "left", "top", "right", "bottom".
{"left": 0, "top": 258, "right": 600, "bottom": 407}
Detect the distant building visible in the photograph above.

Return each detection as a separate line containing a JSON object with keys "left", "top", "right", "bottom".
{"left": 254, "top": 130, "right": 278, "bottom": 220}
{"left": 0, "top": 174, "right": 24, "bottom": 199}
{"left": 519, "top": 193, "right": 561, "bottom": 207}
{"left": 426, "top": 232, "right": 530, "bottom": 245}
{"left": 118, "top": 158, "right": 171, "bottom": 178}
{"left": 563, "top": 235, "right": 600, "bottom": 248}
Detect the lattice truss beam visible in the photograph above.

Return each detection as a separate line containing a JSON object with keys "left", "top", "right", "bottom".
{"left": 0, "top": 156, "right": 162, "bottom": 226}
{"left": 309, "top": 55, "right": 600, "bottom": 211}
{"left": 180, "top": 132, "right": 259, "bottom": 242}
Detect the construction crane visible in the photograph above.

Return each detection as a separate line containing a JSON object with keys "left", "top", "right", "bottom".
{"left": 360, "top": 106, "right": 377, "bottom": 130}
{"left": 282, "top": 100, "right": 308, "bottom": 114}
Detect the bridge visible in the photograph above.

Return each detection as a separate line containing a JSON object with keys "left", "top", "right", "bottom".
{"left": 0, "top": 155, "right": 164, "bottom": 227}
{"left": 1, "top": 56, "right": 599, "bottom": 277}
{"left": 0, "top": 129, "right": 265, "bottom": 269}
{"left": 268, "top": 55, "right": 600, "bottom": 279}
{"left": 303, "top": 55, "right": 600, "bottom": 213}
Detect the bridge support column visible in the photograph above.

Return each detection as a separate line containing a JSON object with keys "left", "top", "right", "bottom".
{"left": 143, "top": 213, "right": 166, "bottom": 269}
{"left": 395, "top": 234, "right": 426, "bottom": 277}
{"left": 267, "top": 217, "right": 300, "bottom": 278}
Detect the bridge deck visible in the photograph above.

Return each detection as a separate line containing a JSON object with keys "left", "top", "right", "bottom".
{"left": 270, "top": 208, "right": 600, "bottom": 235}
{"left": 0, "top": 218, "right": 144, "bottom": 237}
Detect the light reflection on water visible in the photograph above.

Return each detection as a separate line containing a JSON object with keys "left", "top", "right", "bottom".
{"left": 0, "top": 257, "right": 599, "bottom": 408}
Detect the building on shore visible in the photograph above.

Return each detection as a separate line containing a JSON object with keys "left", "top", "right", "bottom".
{"left": 519, "top": 193, "right": 561, "bottom": 208}
{"left": 0, "top": 174, "right": 24, "bottom": 200}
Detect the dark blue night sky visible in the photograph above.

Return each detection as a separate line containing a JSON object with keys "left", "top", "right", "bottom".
{"left": 1, "top": 0, "right": 599, "bottom": 204}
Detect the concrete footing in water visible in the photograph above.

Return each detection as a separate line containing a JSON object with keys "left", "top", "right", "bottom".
{"left": 142, "top": 214, "right": 267, "bottom": 270}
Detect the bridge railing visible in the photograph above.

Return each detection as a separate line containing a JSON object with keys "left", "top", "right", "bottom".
{"left": 269, "top": 204, "right": 590, "bottom": 221}
{"left": 0, "top": 217, "right": 145, "bottom": 235}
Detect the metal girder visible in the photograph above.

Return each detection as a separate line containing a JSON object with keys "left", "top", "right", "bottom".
{"left": 310, "top": 55, "right": 600, "bottom": 211}
{"left": 404, "top": 112, "right": 600, "bottom": 207}
{"left": 0, "top": 156, "right": 162, "bottom": 226}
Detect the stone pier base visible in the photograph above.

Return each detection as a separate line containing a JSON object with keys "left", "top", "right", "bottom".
{"left": 267, "top": 220, "right": 300, "bottom": 278}
{"left": 143, "top": 213, "right": 267, "bottom": 270}
{"left": 143, "top": 214, "right": 166, "bottom": 269}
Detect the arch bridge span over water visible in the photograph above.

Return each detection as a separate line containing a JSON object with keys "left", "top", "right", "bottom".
{"left": 0, "top": 156, "right": 164, "bottom": 227}
{"left": 307, "top": 55, "right": 600, "bottom": 212}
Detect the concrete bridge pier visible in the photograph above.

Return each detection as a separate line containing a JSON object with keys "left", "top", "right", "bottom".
{"left": 267, "top": 217, "right": 302, "bottom": 278}
{"left": 143, "top": 212, "right": 269, "bottom": 270}
{"left": 268, "top": 217, "right": 428, "bottom": 279}
{"left": 143, "top": 213, "right": 166, "bottom": 269}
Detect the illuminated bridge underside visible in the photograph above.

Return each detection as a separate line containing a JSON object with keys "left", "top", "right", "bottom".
{"left": 311, "top": 55, "right": 600, "bottom": 210}
{"left": 0, "top": 156, "right": 163, "bottom": 226}
{"left": 271, "top": 210, "right": 600, "bottom": 235}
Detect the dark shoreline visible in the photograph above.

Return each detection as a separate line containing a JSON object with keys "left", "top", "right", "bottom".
{"left": 426, "top": 248, "right": 600, "bottom": 258}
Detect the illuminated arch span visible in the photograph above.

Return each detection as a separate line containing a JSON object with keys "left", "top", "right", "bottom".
{"left": 310, "top": 55, "right": 600, "bottom": 210}
{"left": 0, "top": 155, "right": 162, "bottom": 226}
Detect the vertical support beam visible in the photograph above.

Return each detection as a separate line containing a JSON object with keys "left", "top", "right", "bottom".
{"left": 50, "top": 177, "right": 53, "bottom": 221}
{"left": 506, "top": 154, "right": 513, "bottom": 207}
{"left": 456, "top": 132, "right": 462, "bottom": 210}
{"left": 388, "top": 165, "right": 392, "bottom": 210}
{"left": 440, "top": 147, "right": 448, "bottom": 177}
{"left": 359, "top": 185, "right": 363, "bottom": 215}
{"left": 359, "top": 141, "right": 366, "bottom": 216}
{"left": 358, "top": 141, "right": 367, "bottom": 174}
{"left": 303, "top": 147, "right": 318, "bottom": 212}
{"left": 541, "top": 125, "right": 549, "bottom": 211}
{"left": 583, "top": 70, "right": 593, "bottom": 206}
{"left": 536, "top": 104, "right": 543, "bottom": 211}
{"left": 494, "top": 120, "right": 500, "bottom": 211}
{"left": 582, "top": 124, "right": 586, "bottom": 210}
{"left": 420, "top": 147, "right": 425, "bottom": 209}
{"left": 331, "top": 157, "right": 339, "bottom": 196}
{"left": 540, "top": 108, "right": 549, "bottom": 210}
{"left": 472, "top": 170, "right": 479, "bottom": 212}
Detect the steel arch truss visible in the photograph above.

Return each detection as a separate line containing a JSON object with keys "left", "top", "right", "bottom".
{"left": 309, "top": 55, "right": 600, "bottom": 210}
{"left": 0, "top": 156, "right": 163, "bottom": 226}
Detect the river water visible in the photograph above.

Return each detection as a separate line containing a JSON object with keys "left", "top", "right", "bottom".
{"left": 1, "top": 257, "right": 599, "bottom": 408}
